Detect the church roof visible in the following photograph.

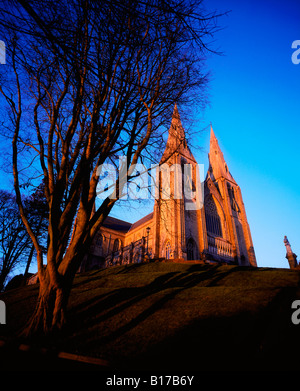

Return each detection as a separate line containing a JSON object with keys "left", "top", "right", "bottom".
{"left": 102, "top": 216, "right": 132, "bottom": 232}
{"left": 102, "top": 212, "right": 154, "bottom": 234}
{"left": 128, "top": 212, "right": 153, "bottom": 232}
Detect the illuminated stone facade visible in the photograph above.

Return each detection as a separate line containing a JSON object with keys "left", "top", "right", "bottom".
{"left": 81, "top": 105, "right": 257, "bottom": 270}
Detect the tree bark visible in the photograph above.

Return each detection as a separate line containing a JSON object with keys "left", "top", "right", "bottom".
{"left": 22, "top": 271, "right": 71, "bottom": 337}
{"left": 23, "top": 244, "right": 35, "bottom": 283}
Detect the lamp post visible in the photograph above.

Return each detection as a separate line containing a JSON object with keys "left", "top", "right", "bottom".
{"left": 146, "top": 227, "right": 150, "bottom": 256}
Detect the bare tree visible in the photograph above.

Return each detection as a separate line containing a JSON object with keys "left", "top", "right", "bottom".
{"left": 22, "top": 181, "right": 48, "bottom": 281}
{"left": 0, "top": 0, "right": 221, "bottom": 335}
{"left": 0, "top": 190, "right": 31, "bottom": 291}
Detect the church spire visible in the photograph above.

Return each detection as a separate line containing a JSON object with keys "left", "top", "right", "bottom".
{"left": 208, "top": 126, "right": 236, "bottom": 184}
{"left": 173, "top": 102, "right": 179, "bottom": 118}
{"left": 160, "top": 104, "right": 195, "bottom": 164}
{"left": 210, "top": 124, "right": 217, "bottom": 143}
{"left": 170, "top": 102, "right": 186, "bottom": 141}
{"left": 209, "top": 125, "right": 224, "bottom": 164}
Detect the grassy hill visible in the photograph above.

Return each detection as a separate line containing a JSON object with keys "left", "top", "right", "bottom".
{"left": 1, "top": 262, "right": 300, "bottom": 371}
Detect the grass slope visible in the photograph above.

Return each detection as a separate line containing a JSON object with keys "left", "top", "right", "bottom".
{"left": 1, "top": 262, "right": 300, "bottom": 371}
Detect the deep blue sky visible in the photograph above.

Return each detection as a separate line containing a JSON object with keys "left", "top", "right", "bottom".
{"left": 197, "top": 0, "right": 300, "bottom": 268}
{"left": 111, "top": 0, "right": 300, "bottom": 268}
{"left": 2, "top": 0, "right": 300, "bottom": 272}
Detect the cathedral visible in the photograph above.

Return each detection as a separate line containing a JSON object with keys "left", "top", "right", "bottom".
{"left": 81, "top": 105, "right": 257, "bottom": 271}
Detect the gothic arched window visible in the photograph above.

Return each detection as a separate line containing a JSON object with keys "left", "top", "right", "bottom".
{"left": 205, "top": 196, "right": 222, "bottom": 237}
{"left": 113, "top": 238, "right": 121, "bottom": 252}
{"left": 165, "top": 241, "right": 171, "bottom": 259}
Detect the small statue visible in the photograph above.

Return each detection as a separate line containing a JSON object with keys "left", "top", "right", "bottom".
{"left": 284, "top": 235, "right": 298, "bottom": 269}
{"left": 284, "top": 235, "right": 293, "bottom": 255}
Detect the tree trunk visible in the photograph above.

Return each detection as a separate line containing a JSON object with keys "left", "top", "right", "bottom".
{"left": 21, "top": 217, "right": 92, "bottom": 337}
{"left": 22, "top": 244, "right": 35, "bottom": 285}
{"left": 0, "top": 274, "right": 6, "bottom": 292}
{"left": 22, "top": 273, "right": 71, "bottom": 337}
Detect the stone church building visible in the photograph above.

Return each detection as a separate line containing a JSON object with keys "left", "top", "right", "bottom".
{"left": 81, "top": 105, "right": 257, "bottom": 271}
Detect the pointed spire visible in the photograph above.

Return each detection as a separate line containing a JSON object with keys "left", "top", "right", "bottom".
{"left": 209, "top": 124, "right": 220, "bottom": 152}
{"left": 208, "top": 126, "right": 236, "bottom": 184}
{"left": 160, "top": 104, "right": 196, "bottom": 164}
{"left": 210, "top": 124, "right": 216, "bottom": 140}
{"left": 172, "top": 102, "right": 180, "bottom": 120}
{"left": 170, "top": 103, "right": 185, "bottom": 140}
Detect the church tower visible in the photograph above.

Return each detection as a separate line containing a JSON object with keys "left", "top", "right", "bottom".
{"left": 84, "top": 107, "right": 257, "bottom": 271}
{"left": 205, "top": 127, "right": 257, "bottom": 266}
{"left": 152, "top": 104, "right": 207, "bottom": 260}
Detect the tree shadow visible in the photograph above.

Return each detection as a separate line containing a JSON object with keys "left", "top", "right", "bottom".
{"left": 64, "top": 264, "right": 240, "bottom": 352}
{"left": 105, "top": 281, "right": 300, "bottom": 371}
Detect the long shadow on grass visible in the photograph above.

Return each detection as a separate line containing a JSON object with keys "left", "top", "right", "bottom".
{"left": 124, "top": 285, "right": 300, "bottom": 371}
{"left": 66, "top": 264, "right": 241, "bottom": 350}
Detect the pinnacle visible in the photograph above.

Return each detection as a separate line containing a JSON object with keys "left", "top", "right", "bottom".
{"left": 210, "top": 124, "right": 217, "bottom": 143}
{"left": 160, "top": 103, "right": 195, "bottom": 163}
{"left": 209, "top": 125, "right": 221, "bottom": 154}
{"left": 170, "top": 103, "right": 185, "bottom": 139}
{"left": 172, "top": 103, "right": 180, "bottom": 121}
{"left": 208, "top": 126, "right": 237, "bottom": 184}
